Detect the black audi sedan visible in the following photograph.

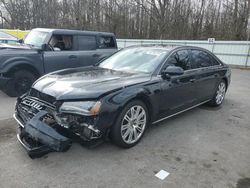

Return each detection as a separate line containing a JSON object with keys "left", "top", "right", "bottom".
{"left": 14, "top": 45, "right": 231, "bottom": 157}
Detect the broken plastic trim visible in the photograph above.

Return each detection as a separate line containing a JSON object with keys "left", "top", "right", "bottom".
{"left": 17, "top": 129, "right": 52, "bottom": 159}
{"left": 15, "top": 110, "right": 72, "bottom": 156}
{"left": 80, "top": 123, "right": 101, "bottom": 134}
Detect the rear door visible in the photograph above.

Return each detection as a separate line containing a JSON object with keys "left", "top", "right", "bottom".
{"left": 76, "top": 35, "right": 117, "bottom": 67}
{"left": 43, "top": 34, "right": 79, "bottom": 73}
{"left": 159, "top": 50, "right": 199, "bottom": 118}
{"left": 189, "top": 49, "right": 221, "bottom": 102}
{"left": 76, "top": 35, "right": 98, "bottom": 67}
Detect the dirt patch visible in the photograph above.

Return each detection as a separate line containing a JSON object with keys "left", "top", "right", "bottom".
{"left": 0, "top": 118, "right": 16, "bottom": 142}
{"left": 212, "top": 151, "right": 219, "bottom": 156}
{"left": 203, "top": 163, "right": 212, "bottom": 168}
{"left": 236, "top": 178, "right": 250, "bottom": 188}
{"left": 175, "top": 157, "right": 182, "bottom": 162}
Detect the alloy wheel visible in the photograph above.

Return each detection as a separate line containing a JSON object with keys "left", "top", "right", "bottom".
{"left": 120, "top": 105, "right": 147, "bottom": 144}
{"left": 216, "top": 82, "right": 226, "bottom": 105}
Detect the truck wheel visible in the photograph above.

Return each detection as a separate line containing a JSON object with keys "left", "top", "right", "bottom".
{"left": 4, "top": 70, "right": 36, "bottom": 97}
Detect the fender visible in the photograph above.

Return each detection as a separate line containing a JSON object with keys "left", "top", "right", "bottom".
{"left": 224, "top": 67, "right": 231, "bottom": 87}
{"left": 1, "top": 56, "right": 44, "bottom": 76}
{"left": 96, "top": 83, "right": 160, "bottom": 131}
{"left": 211, "top": 67, "right": 230, "bottom": 94}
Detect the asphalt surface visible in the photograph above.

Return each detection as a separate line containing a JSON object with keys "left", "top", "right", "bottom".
{"left": 0, "top": 69, "right": 249, "bottom": 188}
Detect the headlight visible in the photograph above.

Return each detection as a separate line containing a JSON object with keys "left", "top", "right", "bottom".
{"left": 59, "top": 101, "right": 101, "bottom": 116}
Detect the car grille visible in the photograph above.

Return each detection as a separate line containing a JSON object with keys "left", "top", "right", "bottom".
{"left": 29, "top": 88, "right": 56, "bottom": 105}
{"left": 16, "top": 96, "right": 56, "bottom": 125}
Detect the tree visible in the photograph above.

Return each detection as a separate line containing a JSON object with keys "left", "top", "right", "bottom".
{"left": 0, "top": 0, "right": 249, "bottom": 40}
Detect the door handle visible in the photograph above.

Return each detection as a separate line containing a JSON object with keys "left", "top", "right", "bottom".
{"left": 69, "top": 55, "right": 77, "bottom": 59}
{"left": 190, "top": 78, "right": 196, "bottom": 83}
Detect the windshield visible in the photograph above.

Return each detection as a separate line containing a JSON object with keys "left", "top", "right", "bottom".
{"left": 24, "top": 30, "right": 48, "bottom": 48}
{"left": 99, "top": 48, "right": 168, "bottom": 74}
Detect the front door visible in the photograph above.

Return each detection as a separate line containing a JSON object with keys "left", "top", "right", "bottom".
{"left": 43, "top": 34, "right": 79, "bottom": 73}
{"left": 158, "top": 50, "right": 198, "bottom": 118}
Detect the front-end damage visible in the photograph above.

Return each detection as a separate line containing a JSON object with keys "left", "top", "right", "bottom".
{"left": 14, "top": 93, "right": 104, "bottom": 158}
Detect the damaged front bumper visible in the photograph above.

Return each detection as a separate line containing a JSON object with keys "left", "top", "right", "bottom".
{"left": 14, "top": 95, "right": 105, "bottom": 158}
{"left": 14, "top": 111, "right": 72, "bottom": 158}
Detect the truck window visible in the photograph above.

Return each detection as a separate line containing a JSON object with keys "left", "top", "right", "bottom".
{"left": 49, "top": 35, "right": 73, "bottom": 51}
{"left": 98, "top": 36, "right": 115, "bottom": 48}
{"left": 78, "top": 35, "right": 97, "bottom": 50}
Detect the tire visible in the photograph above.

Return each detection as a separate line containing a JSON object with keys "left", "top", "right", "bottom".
{"left": 111, "top": 100, "right": 149, "bottom": 148}
{"left": 208, "top": 80, "right": 226, "bottom": 107}
{"left": 4, "top": 70, "right": 36, "bottom": 97}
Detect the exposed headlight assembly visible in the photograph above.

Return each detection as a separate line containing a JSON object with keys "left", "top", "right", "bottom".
{"left": 59, "top": 101, "right": 101, "bottom": 116}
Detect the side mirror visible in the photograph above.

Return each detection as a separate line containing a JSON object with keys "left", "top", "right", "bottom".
{"left": 161, "top": 65, "right": 184, "bottom": 79}
{"left": 18, "top": 39, "right": 24, "bottom": 43}
{"left": 41, "top": 43, "right": 54, "bottom": 51}
{"left": 41, "top": 43, "right": 48, "bottom": 51}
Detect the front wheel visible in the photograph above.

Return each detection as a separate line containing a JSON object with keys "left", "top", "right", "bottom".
{"left": 208, "top": 80, "right": 226, "bottom": 106}
{"left": 4, "top": 70, "right": 36, "bottom": 97}
{"left": 111, "top": 100, "right": 149, "bottom": 148}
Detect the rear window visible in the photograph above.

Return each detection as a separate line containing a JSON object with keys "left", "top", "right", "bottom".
{"left": 78, "top": 35, "right": 97, "bottom": 50}
{"left": 191, "top": 50, "right": 219, "bottom": 68}
{"left": 98, "top": 36, "right": 115, "bottom": 48}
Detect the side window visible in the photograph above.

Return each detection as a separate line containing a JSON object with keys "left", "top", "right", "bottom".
{"left": 49, "top": 35, "right": 73, "bottom": 51}
{"left": 98, "top": 36, "right": 115, "bottom": 48}
{"left": 176, "top": 50, "right": 191, "bottom": 70}
{"left": 191, "top": 50, "right": 219, "bottom": 68}
{"left": 165, "top": 50, "right": 191, "bottom": 70}
{"left": 208, "top": 54, "right": 220, "bottom": 66}
{"left": 78, "top": 35, "right": 97, "bottom": 50}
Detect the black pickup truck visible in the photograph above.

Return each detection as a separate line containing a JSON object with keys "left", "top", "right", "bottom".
{"left": 0, "top": 28, "right": 118, "bottom": 97}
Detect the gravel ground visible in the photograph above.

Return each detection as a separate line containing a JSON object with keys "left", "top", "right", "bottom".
{"left": 0, "top": 68, "right": 249, "bottom": 188}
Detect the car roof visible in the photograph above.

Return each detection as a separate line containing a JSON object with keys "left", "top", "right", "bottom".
{"left": 125, "top": 45, "right": 222, "bottom": 66}
{"left": 124, "top": 44, "right": 176, "bottom": 50}
{"left": 124, "top": 44, "right": 211, "bottom": 52}
{"left": 32, "top": 28, "right": 115, "bottom": 36}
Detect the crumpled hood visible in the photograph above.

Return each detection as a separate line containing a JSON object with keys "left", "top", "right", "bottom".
{"left": 33, "top": 66, "right": 151, "bottom": 100}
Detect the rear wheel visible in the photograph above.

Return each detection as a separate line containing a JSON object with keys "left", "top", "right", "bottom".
{"left": 4, "top": 70, "right": 36, "bottom": 97}
{"left": 208, "top": 80, "right": 226, "bottom": 106}
{"left": 111, "top": 100, "right": 148, "bottom": 148}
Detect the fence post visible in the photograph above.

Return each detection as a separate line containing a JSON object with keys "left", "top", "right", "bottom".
{"left": 245, "top": 43, "right": 250, "bottom": 68}
{"left": 212, "top": 43, "right": 215, "bottom": 53}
